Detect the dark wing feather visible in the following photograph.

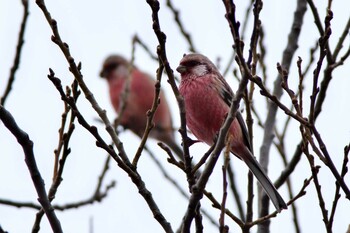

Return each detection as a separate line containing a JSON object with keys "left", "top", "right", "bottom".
{"left": 235, "top": 111, "right": 252, "bottom": 151}
{"left": 213, "top": 73, "right": 252, "bottom": 152}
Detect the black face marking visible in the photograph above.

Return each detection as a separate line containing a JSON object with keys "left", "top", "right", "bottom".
{"left": 101, "top": 62, "right": 119, "bottom": 77}
{"left": 104, "top": 63, "right": 118, "bottom": 73}
{"left": 182, "top": 60, "right": 201, "bottom": 68}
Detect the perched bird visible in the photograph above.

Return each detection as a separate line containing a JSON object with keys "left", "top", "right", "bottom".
{"left": 100, "top": 55, "right": 182, "bottom": 158}
{"left": 177, "top": 53, "right": 287, "bottom": 212}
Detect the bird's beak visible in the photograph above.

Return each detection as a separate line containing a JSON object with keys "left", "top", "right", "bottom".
{"left": 100, "top": 70, "right": 105, "bottom": 78}
{"left": 100, "top": 65, "right": 108, "bottom": 78}
{"left": 176, "top": 65, "right": 187, "bottom": 74}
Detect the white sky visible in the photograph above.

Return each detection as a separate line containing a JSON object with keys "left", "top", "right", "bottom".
{"left": 1, "top": 0, "right": 350, "bottom": 232}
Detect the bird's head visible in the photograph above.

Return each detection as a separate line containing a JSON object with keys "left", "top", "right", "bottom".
{"left": 100, "top": 55, "right": 131, "bottom": 80}
{"left": 176, "top": 53, "right": 217, "bottom": 78}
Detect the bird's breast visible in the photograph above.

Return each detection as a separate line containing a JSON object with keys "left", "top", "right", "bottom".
{"left": 179, "top": 77, "right": 229, "bottom": 145}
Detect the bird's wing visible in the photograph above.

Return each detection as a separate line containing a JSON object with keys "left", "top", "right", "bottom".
{"left": 210, "top": 73, "right": 252, "bottom": 152}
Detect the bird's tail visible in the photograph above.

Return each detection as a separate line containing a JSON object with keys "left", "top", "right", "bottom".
{"left": 241, "top": 148, "right": 287, "bottom": 212}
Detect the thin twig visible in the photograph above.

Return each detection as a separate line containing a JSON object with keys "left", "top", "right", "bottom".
{"left": 32, "top": 83, "right": 78, "bottom": 232}
{"left": 247, "top": 175, "right": 313, "bottom": 227}
{"left": 304, "top": 143, "right": 330, "bottom": 232}
{"left": 35, "top": 4, "right": 174, "bottom": 230}
{"left": 332, "top": 16, "right": 350, "bottom": 59}
{"left": 113, "top": 42, "right": 134, "bottom": 132}
{"left": 308, "top": 9, "right": 332, "bottom": 126}
{"left": 328, "top": 144, "right": 349, "bottom": 231}
{"left": 257, "top": 27, "right": 268, "bottom": 85}
{"left": 0, "top": 156, "right": 115, "bottom": 212}
{"left": 0, "top": 199, "right": 41, "bottom": 210}
{"left": 330, "top": 45, "right": 350, "bottom": 70}
{"left": 35, "top": 0, "right": 131, "bottom": 165}
{"left": 311, "top": 125, "right": 350, "bottom": 198}
{"left": 246, "top": 0, "right": 263, "bottom": 222}
{"left": 258, "top": 0, "right": 307, "bottom": 225}
{"left": 132, "top": 61, "right": 164, "bottom": 166}
{"left": 203, "top": 190, "right": 244, "bottom": 227}
{"left": 302, "top": 41, "right": 319, "bottom": 77}
{"left": 145, "top": 1, "right": 197, "bottom": 209}
{"left": 226, "top": 162, "right": 245, "bottom": 220}
{"left": 46, "top": 69, "right": 173, "bottom": 233}
{"left": 0, "top": 105, "right": 63, "bottom": 233}
{"left": 219, "top": 138, "right": 231, "bottom": 232}
{"left": 306, "top": 0, "right": 333, "bottom": 63}
{"left": 165, "top": 0, "right": 196, "bottom": 52}
{"left": 1, "top": 0, "right": 29, "bottom": 105}
{"left": 132, "top": 34, "right": 158, "bottom": 61}
{"left": 52, "top": 89, "right": 71, "bottom": 181}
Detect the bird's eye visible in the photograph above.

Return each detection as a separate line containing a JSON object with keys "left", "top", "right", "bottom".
{"left": 183, "top": 60, "right": 200, "bottom": 67}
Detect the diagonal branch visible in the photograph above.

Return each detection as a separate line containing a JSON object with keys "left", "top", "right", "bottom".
{"left": 0, "top": 105, "right": 63, "bottom": 233}
{"left": 35, "top": 0, "right": 131, "bottom": 166}
{"left": 165, "top": 0, "right": 197, "bottom": 53}
{"left": 32, "top": 82, "right": 78, "bottom": 231}
{"left": 46, "top": 69, "right": 173, "bottom": 233}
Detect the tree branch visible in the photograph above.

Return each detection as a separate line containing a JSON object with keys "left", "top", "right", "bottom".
{"left": 0, "top": 105, "right": 63, "bottom": 233}
{"left": 165, "top": 0, "right": 196, "bottom": 53}
{"left": 1, "top": 0, "right": 29, "bottom": 106}
{"left": 258, "top": 0, "right": 307, "bottom": 227}
{"left": 35, "top": 0, "right": 131, "bottom": 165}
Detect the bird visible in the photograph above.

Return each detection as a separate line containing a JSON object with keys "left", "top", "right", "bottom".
{"left": 176, "top": 53, "right": 287, "bottom": 212}
{"left": 100, "top": 55, "right": 183, "bottom": 159}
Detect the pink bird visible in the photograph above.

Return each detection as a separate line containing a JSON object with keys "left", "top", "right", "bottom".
{"left": 100, "top": 55, "right": 182, "bottom": 158}
{"left": 177, "top": 53, "right": 287, "bottom": 212}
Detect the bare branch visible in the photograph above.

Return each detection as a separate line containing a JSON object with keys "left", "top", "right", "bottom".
{"left": 165, "top": 0, "right": 196, "bottom": 52}
{"left": 32, "top": 82, "right": 78, "bottom": 231}
{"left": 0, "top": 156, "right": 115, "bottom": 213}
{"left": 219, "top": 139, "right": 231, "bottom": 232}
{"left": 1, "top": 0, "right": 29, "bottom": 106}
{"left": 0, "top": 105, "right": 63, "bottom": 233}
{"left": 226, "top": 162, "right": 245, "bottom": 220}
{"left": 132, "top": 34, "right": 158, "bottom": 61}
{"left": 0, "top": 225, "right": 8, "bottom": 233}
{"left": 333, "top": 16, "right": 350, "bottom": 60}
{"left": 133, "top": 60, "right": 164, "bottom": 166}
{"left": 46, "top": 69, "right": 173, "bottom": 233}
{"left": 145, "top": 0, "right": 193, "bottom": 181}
{"left": 35, "top": 0, "right": 131, "bottom": 165}
{"left": 203, "top": 190, "right": 244, "bottom": 227}
{"left": 306, "top": 0, "right": 333, "bottom": 63}
{"left": 303, "top": 142, "right": 330, "bottom": 232}
{"left": 258, "top": 0, "right": 307, "bottom": 224}
{"left": 328, "top": 144, "right": 349, "bottom": 231}
{"left": 0, "top": 199, "right": 41, "bottom": 210}
{"left": 54, "top": 181, "right": 116, "bottom": 211}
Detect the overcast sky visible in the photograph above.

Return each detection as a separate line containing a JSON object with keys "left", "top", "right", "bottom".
{"left": 1, "top": 0, "right": 350, "bottom": 232}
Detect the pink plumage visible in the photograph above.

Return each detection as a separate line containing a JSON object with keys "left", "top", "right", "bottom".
{"left": 100, "top": 55, "right": 182, "bottom": 157}
{"left": 177, "top": 53, "right": 287, "bottom": 212}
